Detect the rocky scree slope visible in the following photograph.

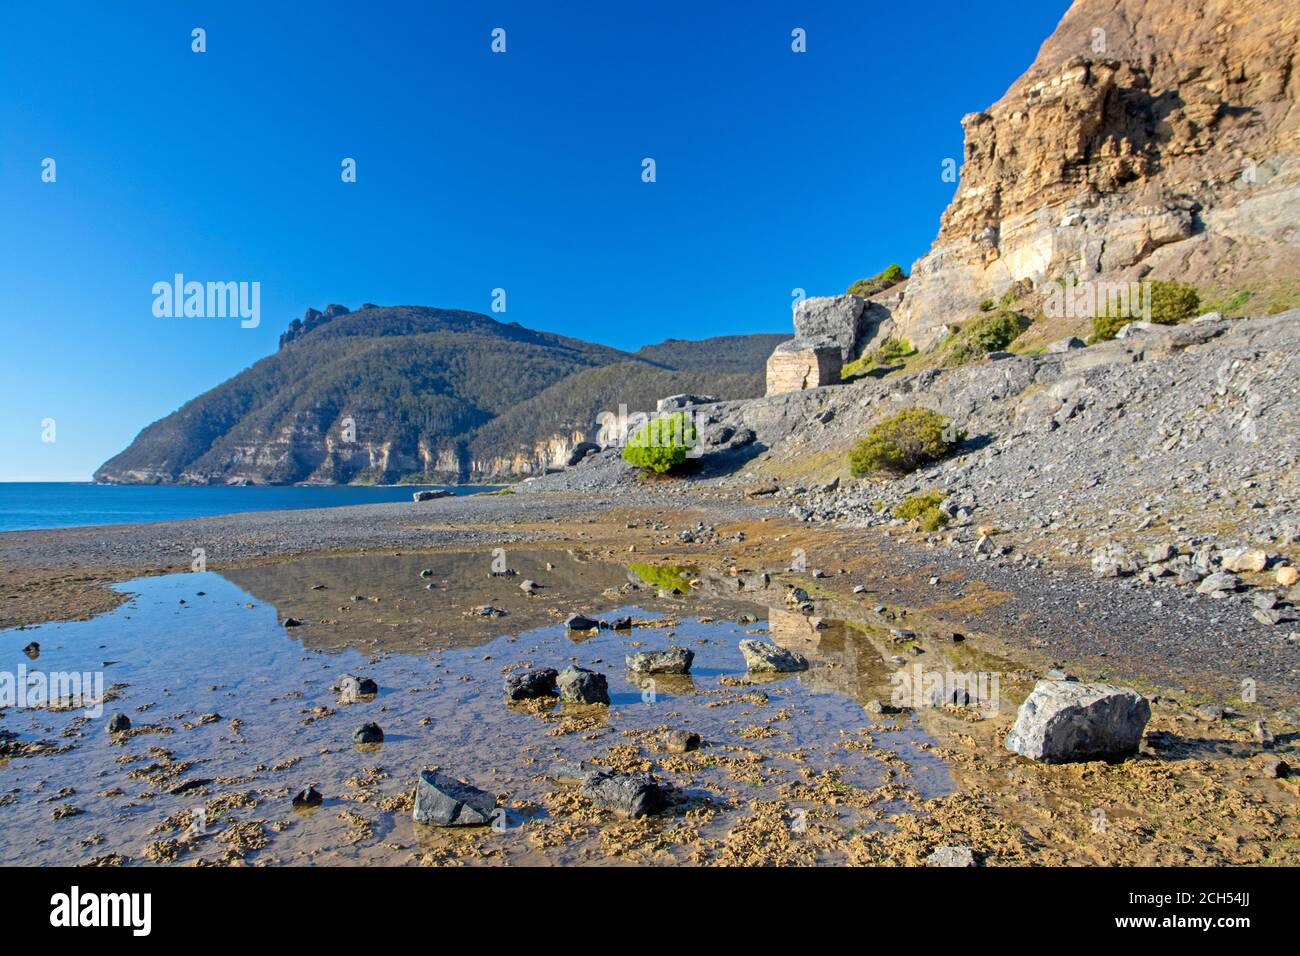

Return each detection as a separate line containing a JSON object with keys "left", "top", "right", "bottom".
{"left": 541, "top": 311, "right": 1300, "bottom": 629}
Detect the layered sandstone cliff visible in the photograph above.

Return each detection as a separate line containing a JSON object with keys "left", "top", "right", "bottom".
{"left": 893, "top": 0, "right": 1300, "bottom": 347}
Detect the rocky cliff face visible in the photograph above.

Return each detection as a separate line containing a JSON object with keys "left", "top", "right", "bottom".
{"left": 894, "top": 0, "right": 1300, "bottom": 348}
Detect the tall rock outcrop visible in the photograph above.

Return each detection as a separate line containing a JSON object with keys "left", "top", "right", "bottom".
{"left": 893, "top": 0, "right": 1300, "bottom": 348}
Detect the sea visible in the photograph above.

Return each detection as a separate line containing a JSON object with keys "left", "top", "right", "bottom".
{"left": 0, "top": 482, "right": 495, "bottom": 533}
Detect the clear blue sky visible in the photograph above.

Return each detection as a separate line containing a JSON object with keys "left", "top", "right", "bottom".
{"left": 0, "top": 0, "right": 1070, "bottom": 481}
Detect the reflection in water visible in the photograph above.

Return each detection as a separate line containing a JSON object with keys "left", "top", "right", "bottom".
{"left": 0, "top": 551, "right": 955, "bottom": 866}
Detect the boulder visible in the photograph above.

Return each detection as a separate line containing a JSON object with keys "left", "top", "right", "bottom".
{"left": 1005, "top": 680, "right": 1150, "bottom": 763}
{"left": 580, "top": 771, "right": 668, "bottom": 819}
{"left": 557, "top": 666, "right": 610, "bottom": 705}
{"left": 664, "top": 730, "right": 701, "bottom": 753}
{"left": 1220, "top": 547, "right": 1270, "bottom": 573}
{"left": 625, "top": 647, "right": 694, "bottom": 675}
{"left": 566, "top": 441, "right": 601, "bottom": 467}
{"left": 504, "top": 667, "right": 558, "bottom": 701}
{"left": 413, "top": 769, "right": 496, "bottom": 826}
{"left": 1196, "top": 571, "right": 1241, "bottom": 595}
{"left": 793, "top": 295, "right": 867, "bottom": 362}
{"left": 738, "top": 639, "right": 809, "bottom": 673}
{"left": 765, "top": 339, "right": 843, "bottom": 395}
{"left": 292, "top": 785, "right": 323, "bottom": 807}
{"left": 352, "top": 722, "right": 384, "bottom": 744}
{"left": 1047, "top": 335, "right": 1086, "bottom": 353}
{"left": 656, "top": 394, "right": 718, "bottom": 411}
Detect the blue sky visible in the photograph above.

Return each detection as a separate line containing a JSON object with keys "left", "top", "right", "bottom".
{"left": 0, "top": 0, "right": 1070, "bottom": 480}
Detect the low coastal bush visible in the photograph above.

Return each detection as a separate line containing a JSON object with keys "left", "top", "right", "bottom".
{"left": 945, "top": 309, "right": 1030, "bottom": 365}
{"left": 849, "top": 408, "right": 965, "bottom": 477}
{"left": 847, "top": 264, "right": 906, "bottom": 298}
{"left": 622, "top": 412, "right": 698, "bottom": 474}
{"left": 895, "top": 490, "right": 949, "bottom": 531}
{"left": 1089, "top": 279, "right": 1201, "bottom": 342}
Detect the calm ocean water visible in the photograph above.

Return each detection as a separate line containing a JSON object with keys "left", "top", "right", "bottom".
{"left": 0, "top": 482, "right": 493, "bottom": 532}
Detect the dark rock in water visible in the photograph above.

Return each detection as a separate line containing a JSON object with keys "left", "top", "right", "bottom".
{"left": 419, "top": 568, "right": 434, "bottom": 578}
{"left": 1005, "top": 680, "right": 1150, "bottom": 763}
{"left": 23, "top": 642, "right": 39, "bottom": 659}
{"left": 581, "top": 771, "right": 668, "bottom": 819}
{"left": 738, "top": 639, "right": 808, "bottom": 673}
{"left": 412, "top": 489, "right": 451, "bottom": 502}
{"left": 413, "top": 769, "right": 496, "bottom": 826}
{"left": 926, "top": 845, "right": 980, "bottom": 867}
{"left": 504, "top": 667, "right": 559, "bottom": 701}
{"left": 664, "top": 730, "right": 701, "bottom": 753}
{"left": 282, "top": 617, "right": 304, "bottom": 628}
{"left": 474, "top": 605, "right": 506, "bottom": 617}
{"left": 292, "top": 785, "right": 323, "bottom": 807}
{"left": 356, "top": 677, "right": 379, "bottom": 696}
{"left": 353, "top": 722, "right": 384, "bottom": 744}
{"left": 565, "top": 613, "right": 601, "bottom": 631}
{"left": 168, "top": 777, "right": 214, "bottom": 796}
{"left": 611, "top": 616, "right": 633, "bottom": 630}
{"left": 106, "top": 712, "right": 131, "bottom": 734}
{"left": 557, "top": 666, "right": 610, "bottom": 705}
{"left": 626, "top": 646, "right": 694, "bottom": 675}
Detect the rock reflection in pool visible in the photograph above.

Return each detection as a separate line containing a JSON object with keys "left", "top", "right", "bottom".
{"left": 0, "top": 551, "right": 954, "bottom": 866}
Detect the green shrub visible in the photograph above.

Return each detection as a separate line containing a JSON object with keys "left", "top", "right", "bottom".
{"left": 1148, "top": 279, "right": 1200, "bottom": 324}
{"left": 1089, "top": 279, "right": 1200, "bottom": 342}
{"left": 622, "top": 412, "right": 698, "bottom": 474}
{"left": 841, "top": 338, "right": 915, "bottom": 381}
{"left": 946, "top": 310, "right": 1030, "bottom": 364}
{"left": 978, "top": 298, "right": 995, "bottom": 312}
{"left": 895, "top": 490, "right": 949, "bottom": 531}
{"left": 849, "top": 408, "right": 965, "bottom": 477}
{"left": 847, "top": 264, "right": 907, "bottom": 297}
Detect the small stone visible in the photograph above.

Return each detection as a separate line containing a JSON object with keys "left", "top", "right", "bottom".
{"left": 503, "top": 667, "right": 558, "bottom": 701}
{"left": 106, "top": 712, "right": 131, "bottom": 734}
{"left": 282, "top": 617, "right": 304, "bottom": 628}
{"left": 565, "top": 613, "right": 600, "bottom": 631}
{"left": 353, "top": 722, "right": 383, "bottom": 744}
{"left": 625, "top": 647, "right": 694, "bottom": 675}
{"left": 519, "top": 579, "right": 537, "bottom": 593}
{"left": 1274, "top": 566, "right": 1297, "bottom": 587}
{"left": 1254, "top": 719, "right": 1274, "bottom": 747}
{"left": 413, "top": 769, "right": 496, "bottom": 826}
{"left": 22, "top": 641, "right": 39, "bottom": 658}
{"left": 664, "top": 730, "right": 701, "bottom": 753}
{"left": 1254, "top": 592, "right": 1278, "bottom": 611}
{"left": 926, "top": 845, "right": 979, "bottom": 867}
{"left": 557, "top": 666, "right": 610, "bottom": 705}
{"left": 852, "top": 585, "right": 867, "bottom": 594}
{"left": 1195, "top": 703, "right": 1225, "bottom": 722}
{"left": 1253, "top": 609, "right": 1283, "bottom": 626}
{"left": 419, "top": 568, "right": 433, "bottom": 578}
{"left": 292, "top": 785, "right": 323, "bottom": 807}
{"left": 610, "top": 616, "right": 633, "bottom": 630}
